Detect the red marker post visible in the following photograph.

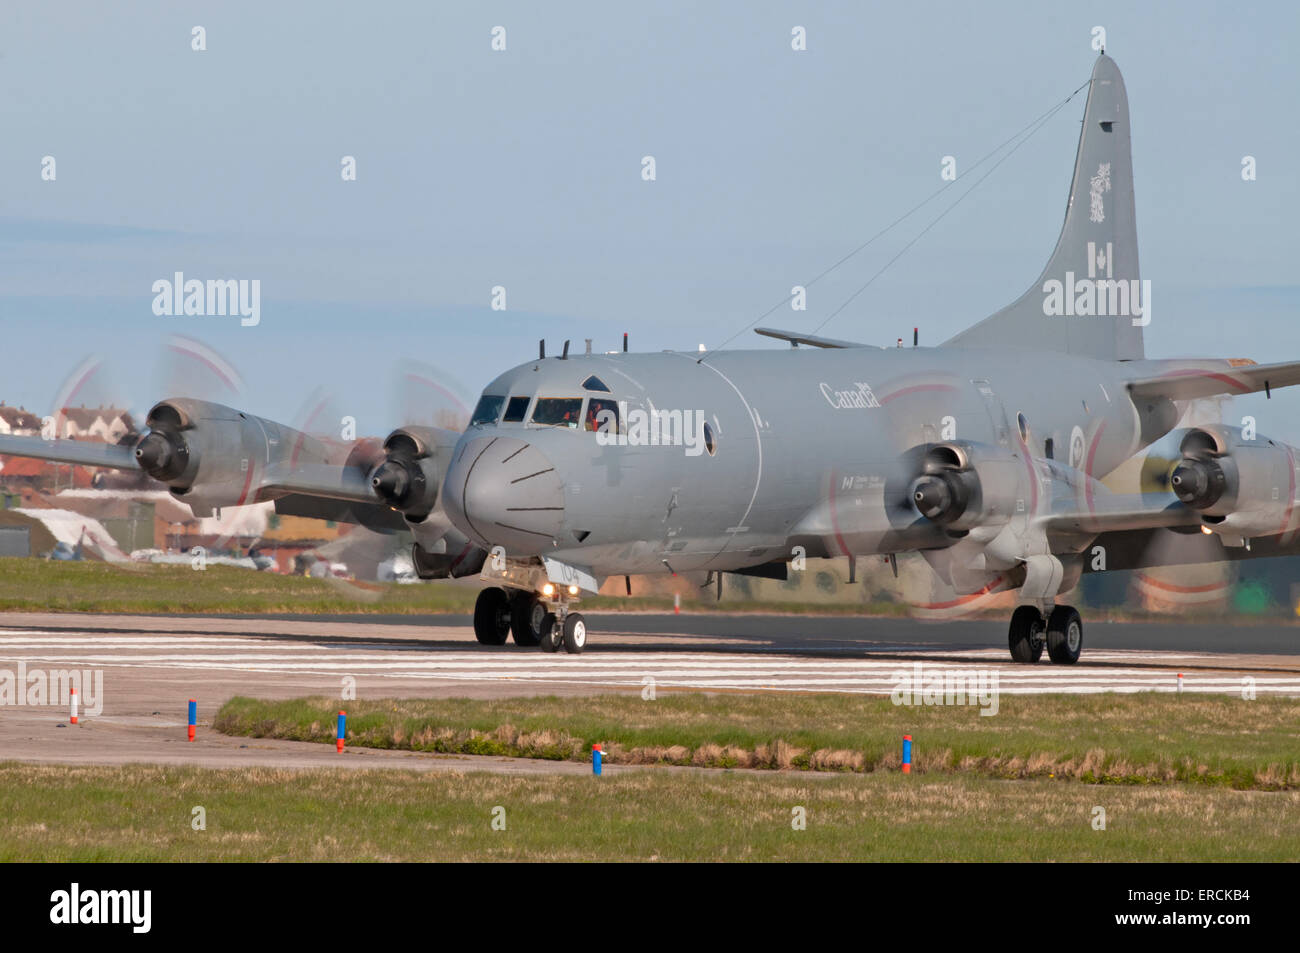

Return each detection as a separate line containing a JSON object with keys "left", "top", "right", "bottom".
{"left": 69, "top": 687, "right": 78, "bottom": 725}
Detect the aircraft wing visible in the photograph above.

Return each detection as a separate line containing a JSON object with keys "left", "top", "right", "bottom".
{"left": 0, "top": 434, "right": 381, "bottom": 504}
{"left": 256, "top": 462, "right": 380, "bottom": 504}
{"left": 0, "top": 434, "right": 141, "bottom": 471}
{"left": 754, "top": 327, "right": 871, "bottom": 349}
{"left": 1083, "top": 526, "right": 1300, "bottom": 573}
{"left": 1041, "top": 492, "right": 1199, "bottom": 536}
{"left": 1126, "top": 358, "right": 1300, "bottom": 402}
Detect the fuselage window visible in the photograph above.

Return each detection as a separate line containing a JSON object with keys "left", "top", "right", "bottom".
{"left": 531, "top": 397, "right": 583, "bottom": 428}
{"left": 581, "top": 375, "right": 611, "bottom": 393}
{"left": 585, "top": 398, "right": 620, "bottom": 434}
{"left": 470, "top": 395, "right": 505, "bottom": 426}
{"left": 704, "top": 421, "right": 717, "bottom": 455}
{"left": 502, "top": 396, "right": 531, "bottom": 422}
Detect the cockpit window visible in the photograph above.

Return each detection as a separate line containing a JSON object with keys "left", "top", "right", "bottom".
{"left": 502, "top": 396, "right": 531, "bottom": 422}
{"left": 581, "top": 375, "right": 611, "bottom": 393}
{"left": 531, "top": 397, "right": 583, "bottom": 428}
{"left": 585, "top": 398, "right": 620, "bottom": 434}
{"left": 470, "top": 395, "right": 505, "bottom": 426}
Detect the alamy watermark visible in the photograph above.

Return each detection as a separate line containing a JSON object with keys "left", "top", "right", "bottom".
{"left": 151, "top": 272, "right": 261, "bottom": 326}
{"left": 889, "top": 662, "right": 999, "bottom": 716}
{"left": 593, "top": 403, "right": 710, "bottom": 457}
{"left": 0, "top": 664, "right": 104, "bottom": 715}
{"left": 1042, "top": 238, "right": 1151, "bottom": 328}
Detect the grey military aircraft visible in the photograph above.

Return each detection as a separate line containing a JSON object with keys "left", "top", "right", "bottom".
{"left": 5, "top": 53, "right": 1300, "bottom": 662}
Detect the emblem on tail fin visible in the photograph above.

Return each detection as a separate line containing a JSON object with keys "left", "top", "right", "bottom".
{"left": 1088, "top": 162, "right": 1111, "bottom": 223}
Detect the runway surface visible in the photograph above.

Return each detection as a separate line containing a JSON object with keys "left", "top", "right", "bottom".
{"left": 1, "top": 611, "right": 1298, "bottom": 773}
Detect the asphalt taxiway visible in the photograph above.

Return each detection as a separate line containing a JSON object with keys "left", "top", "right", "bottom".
{"left": 1, "top": 611, "right": 1296, "bottom": 773}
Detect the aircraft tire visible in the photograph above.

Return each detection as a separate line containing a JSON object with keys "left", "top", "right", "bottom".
{"left": 538, "top": 613, "right": 561, "bottom": 653}
{"left": 1008, "top": 605, "right": 1044, "bottom": 663}
{"left": 510, "top": 592, "right": 544, "bottom": 646}
{"left": 562, "top": 613, "right": 587, "bottom": 654}
{"left": 1045, "top": 605, "right": 1083, "bottom": 665}
{"left": 473, "top": 587, "right": 512, "bottom": 645}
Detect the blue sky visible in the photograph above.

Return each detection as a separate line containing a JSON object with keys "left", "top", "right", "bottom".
{"left": 2, "top": 1, "right": 1297, "bottom": 438}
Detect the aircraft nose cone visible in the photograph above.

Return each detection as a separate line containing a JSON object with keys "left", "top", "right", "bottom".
{"left": 443, "top": 436, "right": 564, "bottom": 553}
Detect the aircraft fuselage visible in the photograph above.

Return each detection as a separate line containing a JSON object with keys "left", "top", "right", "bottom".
{"left": 441, "top": 346, "right": 1168, "bottom": 578}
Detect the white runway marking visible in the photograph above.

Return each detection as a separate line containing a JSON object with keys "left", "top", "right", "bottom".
{"left": 0, "top": 629, "right": 1296, "bottom": 696}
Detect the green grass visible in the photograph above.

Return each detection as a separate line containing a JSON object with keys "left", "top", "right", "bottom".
{"left": 2, "top": 557, "right": 1295, "bottom": 622}
{"left": 1, "top": 762, "right": 1296, "bottom": 861}
{"left": 0, "top": 559, "right": 476, "bottom": 614}
{"left": 0, "top": 558, "right": 915, "bottom": 616}
{"left": 215, "top": 692, "right": 1300, "bottom": 790}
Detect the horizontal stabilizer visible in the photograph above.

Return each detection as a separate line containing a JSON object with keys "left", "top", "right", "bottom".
{"left": 754, "top": 327, "right": 869, "bottom": 349}
{"left": 1126, "top": 358, "right": 1300, "bottom": 402}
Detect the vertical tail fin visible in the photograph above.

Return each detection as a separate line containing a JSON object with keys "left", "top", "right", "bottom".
{"left": 946, "top": 54, "right": 1145, "bottom": 361}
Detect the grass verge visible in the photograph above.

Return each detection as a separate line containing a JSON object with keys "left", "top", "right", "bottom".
{"left": 215, "top": 692, "right": 1300, "bottom": 790}
{"left": 0, "top": 558, "right": 914, "bottom": 616}
{"left": 1, "top": 762, "right": 1297, "bottom": 861}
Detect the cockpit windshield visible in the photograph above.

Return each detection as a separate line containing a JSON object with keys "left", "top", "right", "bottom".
{"left": 502, "top": 396, "right": 531, "bottom": 422}
{"left": 470, "top": 395, "right": 505, "bottom": 426}
{"left": 531, "top": 397, "right": 583, "bottom": 428}
{"left": 584, "top": 398, "right": 619, "bottom": 433}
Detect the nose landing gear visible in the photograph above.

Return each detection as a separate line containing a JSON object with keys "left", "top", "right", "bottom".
{"left": 538, "top": 606, "right": 585, "bottom": 654}
{"left": 473, "top": 585, "right": 587, "bottom": 654}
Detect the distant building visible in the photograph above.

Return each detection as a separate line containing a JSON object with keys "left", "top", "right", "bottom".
{"left": 56, "top": 405, "right": 136, "bottom": 443}
{"left": 0, "top": 457, "right": 96, "bottom": 492}
{"left": 0, "top": 403, "right": 40, "bottom": 436}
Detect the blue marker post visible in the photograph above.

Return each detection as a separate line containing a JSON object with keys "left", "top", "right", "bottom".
{"left": 187, "top": 699, "right": 197, "bottom": 742}
{"left": 592, "top": 744, "right": 603, "bottom": 775}
{"left": 336, "top": 710, "right": 346, "bottom": 753}
{"left": 902, "top": 735, "right": 912, "bottom": 775}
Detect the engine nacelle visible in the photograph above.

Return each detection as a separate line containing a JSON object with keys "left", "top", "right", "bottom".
{"left": 134, "top": 399, "right": 330, "bottom": 511}
{"left": 368, "top": 426, "right": 459, "bottom": 521}
{"left": 1172, "top": 425, "right": 1297, "bottom": 537}
{"left": 909, "top": 442, "right": 1022, "bottom": 532}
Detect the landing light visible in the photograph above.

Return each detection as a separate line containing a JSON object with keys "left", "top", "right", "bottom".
{"left": 1200, "top": 525, "right": 1214, "bottom": 535}
{"left": 542, "top": 583, "right": 555, "bottom": 596}
{"left": 568, "top": 585, "right": 579, "bottom": 596}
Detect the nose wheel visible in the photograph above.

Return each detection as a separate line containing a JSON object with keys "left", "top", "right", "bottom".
{"left": 1007, "top": 604, "right": 1082, "bottom": 664}
{"left": 539, "top": 610, "right": 586, "bottom": 654}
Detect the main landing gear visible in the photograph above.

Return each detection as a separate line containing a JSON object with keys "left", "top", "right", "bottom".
{"left": 473, "top": 586, "right": 587, "bottom": 654}
{"left": 1008, "top": 604, "right": 1082, "bottom": 665}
